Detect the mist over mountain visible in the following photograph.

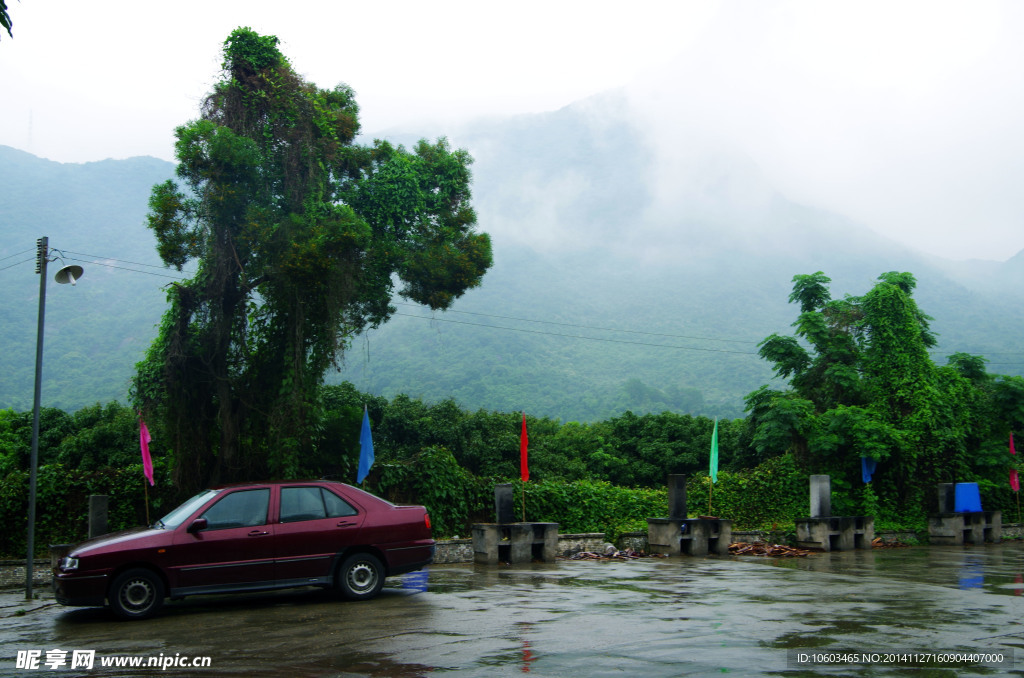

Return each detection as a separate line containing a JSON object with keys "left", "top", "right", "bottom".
{"left": 2, "top": 91, "right": 1021, "bottom": 420}
{"left": 349, "top": 92, "right": 1024, "bottom": 419}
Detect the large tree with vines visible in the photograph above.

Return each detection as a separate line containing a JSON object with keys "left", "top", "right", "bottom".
{"left": 134, "top": 28, "right": 492, "bottom": 492}
{"left": 746, "top": 271, "right": 1015, "bottom": 520}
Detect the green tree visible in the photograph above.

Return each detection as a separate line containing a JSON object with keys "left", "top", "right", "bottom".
{"left": 1, "top": 0, "right": 11, "bottom": 40}
{"left": 746, "top": 272, "right": 1001, "bottom": 520}
{"left": 56, "top": 402, "right": 142, "bottom": 471}
{"left": 134, "top": 28, "right": 492, "bottom": 492}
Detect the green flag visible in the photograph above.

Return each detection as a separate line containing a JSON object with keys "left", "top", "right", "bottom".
{"left": 709, "top": 418, "right": 719, "bottom": 483}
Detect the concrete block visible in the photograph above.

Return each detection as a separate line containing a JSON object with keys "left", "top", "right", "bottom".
{"left": 88, "top": 495, "right": 108, "bottom": 539}
{"left": 795, "top": 516, "right": 874, "bottom": 551}
{"left": 647, "top": 518, "right": 685, "bottom": 556}
{"left": 809, "top": 475, "right": 831, "bottom": 518}
{"left": 668, "top": 475, "right": 687, "bottom": 520}
{"left": 647, "top": 518, "right": 733, "bottom": 556}
{"left": 494, "top": 484, "right": 514, "bottom": 524}
{"left": 938, "top": 483, "right": 956, "bottom": 513}
{"left": 471, "top": 522, "right": 560, "bottom": 564}
{"left": 930, "top": 511, "right": 1001, "bottom": 545}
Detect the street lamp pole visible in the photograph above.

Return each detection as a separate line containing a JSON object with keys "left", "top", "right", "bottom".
{"left": 25, "top": 238, "right": 83, "bottom": 600}
{"left": 26, "top": 237, "right": 48, "bottom": 599}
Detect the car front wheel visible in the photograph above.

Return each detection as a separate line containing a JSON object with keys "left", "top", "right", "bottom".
{"left": 109, "top": 568, "right": 165, "bottom": 620}
{"left": 337, "top": 553, "right": 384, "bottom": 601}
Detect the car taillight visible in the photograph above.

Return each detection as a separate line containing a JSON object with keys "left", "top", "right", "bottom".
{"left": 424, "top": 513, "right": 431, "bottom": 530}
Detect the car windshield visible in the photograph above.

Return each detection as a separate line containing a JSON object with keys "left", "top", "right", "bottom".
{"left": 155, "top": 490, "right": 220, "bottom": 529}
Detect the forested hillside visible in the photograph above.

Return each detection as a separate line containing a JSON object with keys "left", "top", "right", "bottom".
{"left": 0, "top": 146, "right": 174, "bottom": 410}
{"left": 2, "top": 92, "right": 1022, "bottom": 421}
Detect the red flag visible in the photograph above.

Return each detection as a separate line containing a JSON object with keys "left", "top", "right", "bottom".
{"left": 1012, "top": 432, "right": 1017, "bottom": 456}
{"left": 520, "top": 412, "right": 529, "bottom": 482}
{"left": 140, "top": 418, "right": 154, "bottom": 486}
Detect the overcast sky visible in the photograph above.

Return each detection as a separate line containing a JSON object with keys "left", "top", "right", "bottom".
{"left": 1, "top": 0, "right": 1021, "bottom": 262}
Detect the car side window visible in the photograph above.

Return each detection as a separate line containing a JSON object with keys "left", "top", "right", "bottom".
{"left": 201, "top": 489, "right": 270, "bottom": 529}
{"left": 280, "top": 487, "right": 328, "bottom": 523}
{"left": 323, "top": 489, "right": 358, "bottom": 518}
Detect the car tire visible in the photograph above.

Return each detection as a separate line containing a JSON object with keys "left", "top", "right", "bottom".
{"left": 337, "top": 552, "right": 385, "bottom": 601}
{"left": 109, "top": 568, "right": 165, "bottom": 620}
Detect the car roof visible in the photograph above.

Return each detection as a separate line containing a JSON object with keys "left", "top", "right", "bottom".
{"left": 207, "top": 480, "right": 397, "bottom": 507}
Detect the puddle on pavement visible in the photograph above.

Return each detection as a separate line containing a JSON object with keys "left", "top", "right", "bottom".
{"left": 4, "top": 543, "right": 1024, "bottom": 676}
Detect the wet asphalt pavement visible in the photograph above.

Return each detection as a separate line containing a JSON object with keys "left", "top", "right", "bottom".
{"left": 3, "top": 543, "right": 1024, "bottom": 677}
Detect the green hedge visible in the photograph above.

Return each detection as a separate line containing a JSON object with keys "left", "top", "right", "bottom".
{"left": 686, "top": 454, "right": 808, "bottom": 530}
{"left": 8, "top": 451, "right": 1014, "bottom": 557}
{"left": 0, "top": 460, "right": 176, "bottom": 557}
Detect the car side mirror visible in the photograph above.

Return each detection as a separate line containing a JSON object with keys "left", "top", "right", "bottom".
{"left": 187, "top": 518, "right": 208, "bottom": 534}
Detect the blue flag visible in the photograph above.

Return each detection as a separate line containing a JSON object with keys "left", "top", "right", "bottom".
{"left": 357, "top": 406, "right": 374, "bottom": 484}
{"left": 861, "top": 456, "right": 877, "bottom": 484}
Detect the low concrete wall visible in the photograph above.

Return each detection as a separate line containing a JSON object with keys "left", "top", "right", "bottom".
{"left": 554, "top": 533, "right": 609, "bottom": 557}
{"left": 0, "top": 560, "right": 49, "bottom": 589}
{"left": 436, "top": 532, "right": 610, "bottom": 563}
{"left": 434, "top": 538, "right": 474, "bottom": 564}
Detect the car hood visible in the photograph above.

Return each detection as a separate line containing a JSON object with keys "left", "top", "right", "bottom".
{"left": 70, "top": 525, "right": 167, "bottom": 555}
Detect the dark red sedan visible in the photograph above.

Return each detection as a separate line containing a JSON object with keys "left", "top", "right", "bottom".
{"left": 53, "top": 480, "right": 434, "bottom": 619}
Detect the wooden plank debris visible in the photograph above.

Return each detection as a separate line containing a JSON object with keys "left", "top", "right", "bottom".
{"left": 563, "top": 548, "right": 668, "bottom": 561}
{"left": 727, "top": 541, "right": 814, "bottom": 557}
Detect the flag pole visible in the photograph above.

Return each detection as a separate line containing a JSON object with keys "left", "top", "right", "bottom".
{"left": 520, "top": 411, "right": 528, "bottom": 523}
{"left": 144, "top": 477, "right": 150, "bottom": 526}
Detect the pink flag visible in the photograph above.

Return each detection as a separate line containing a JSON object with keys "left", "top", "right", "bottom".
{"left": 520, "top": 412, "right": 529, "bottom": 483}
{"left": 140, "top": 418, "right": 154, "bottom": 486}
{"left": 1011, "top": 433, "right": 1019, "bottom": 492}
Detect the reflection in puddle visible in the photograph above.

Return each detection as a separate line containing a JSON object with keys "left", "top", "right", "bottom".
{"left": 16, "top": 542, "right": 1024, "bottom": 676}
{"left": 518, "top": 622, "right": 537, "bottom": 673}
{"left": 959, "top": 555, "right": 985, "bottom": 590}
{"left": 399, "top": 568, "right": 430, "bottom": 593}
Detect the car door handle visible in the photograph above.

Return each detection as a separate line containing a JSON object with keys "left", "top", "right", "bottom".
{"left": 336, "top": 521, "right": 357, "bottom": 527}
{"left": 248, "top": 530, "right": 269, "bottom": 536}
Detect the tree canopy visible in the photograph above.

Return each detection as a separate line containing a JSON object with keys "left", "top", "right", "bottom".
{"left": 0, "top": 1, "right": 11, "bottom": 40}
{"left": 134, "top": 28, "right": 492, "bottom": 492}
{"left": 746, "top": 271, "right": 1020, "bottom": 520}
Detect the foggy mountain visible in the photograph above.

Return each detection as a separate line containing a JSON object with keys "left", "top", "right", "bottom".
{"left": 348, "top": 91, "right": 1024, "bottom": 420}
{"left": 1, "top": 91, "right": 1021, "bottom": 420}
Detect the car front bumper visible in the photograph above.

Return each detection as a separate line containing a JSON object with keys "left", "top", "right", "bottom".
{"left": 53, "top": 572, "right": 108, "bottom": 607}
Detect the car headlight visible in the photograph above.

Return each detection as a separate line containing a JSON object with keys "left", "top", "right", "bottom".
{"left": 59, "top": 556, "right": 79, "bottom": 571}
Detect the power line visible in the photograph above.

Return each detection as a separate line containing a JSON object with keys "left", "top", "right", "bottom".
{"left": 394, "top": 302, "right": 759, "bottom": 344}
{"left": 395, "top": 309, "right": 1024, "bottom": 366}
{"left": 396, "top": 303, "right": 1024, "bottom": 362}
{"left": 7, "top": 244, "right": 1024, "bottom": 366}
{"left": 63, "top": 250, "right": 195, "bottom": 275}
{"left": 393, "top": 312, "right": 762, "bottom": 355}
{"left": 62, "top": 256, "right": 191, "bottom": 280}
{"left": 0, "top": 256, "right": 35, "bottom": 272}
{"left": 0, "top": 248, "right": 34, "bottom": 263}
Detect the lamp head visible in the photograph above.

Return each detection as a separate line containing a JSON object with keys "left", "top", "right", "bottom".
{"left": 54, "top": 265, "right": 84, "bottom": 286}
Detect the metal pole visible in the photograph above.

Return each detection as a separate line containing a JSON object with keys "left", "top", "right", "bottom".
{"left": 26, "top": 237, "right": 48, "bottom": 600}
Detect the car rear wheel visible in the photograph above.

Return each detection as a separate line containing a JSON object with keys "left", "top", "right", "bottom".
{"left": 337, "top": 553, "right": 384, "bottom": 601}
{"left": 109, "top": 568, "right": 165, "bottom": 620}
